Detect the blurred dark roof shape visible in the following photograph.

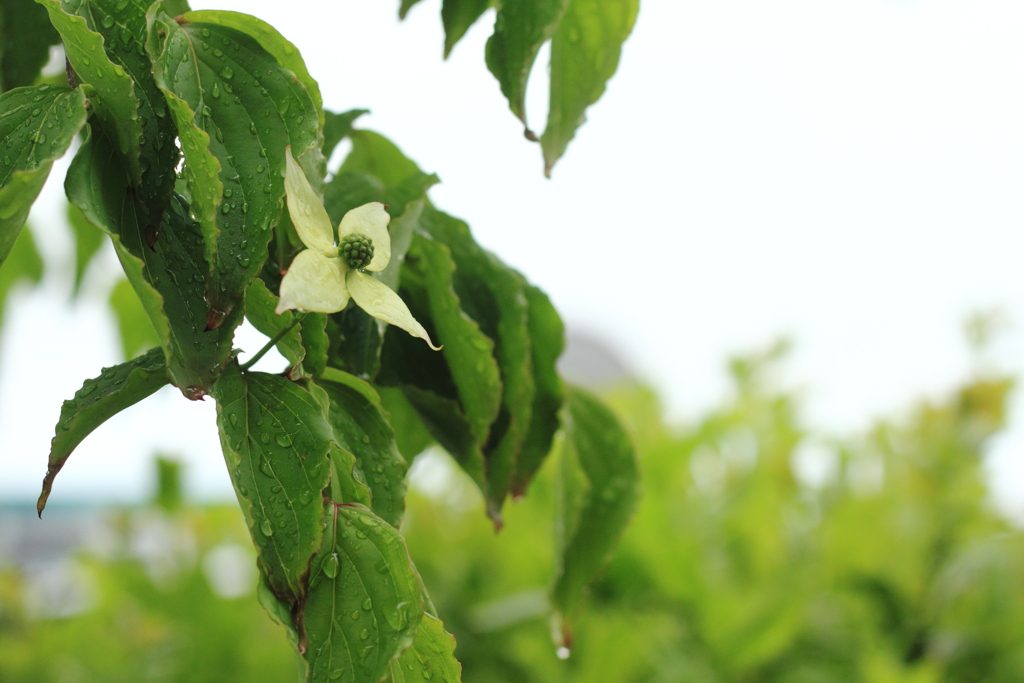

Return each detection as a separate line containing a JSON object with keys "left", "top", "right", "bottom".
{"left": 557, "top": 329, "right": 633, "bottom": 388}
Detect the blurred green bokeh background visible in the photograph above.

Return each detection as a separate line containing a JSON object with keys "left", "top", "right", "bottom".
{"left": 2, "top": 343, "right": 1023, "bottom": 683}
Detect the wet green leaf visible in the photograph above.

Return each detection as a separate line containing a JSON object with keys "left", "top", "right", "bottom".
{"left": 183, "top": 9, "right": 325, "bottom": 128}
{"left": 37, "top": 0, "right": 146, "bottom": 184}
{"left": 511, "top": 284, "right": 565, "bottom": 496}
{"left": 149, "top": 6, "right": 321, "bottom": 325}
{"left": 389, "top": 614, "right": 462, "bottom": 683}
{"left": 419, "top": 206, "right": 533, "bottom": 521}
{"left": 0, "top": 84, "right": 86, "bottom": 266}
{"left": 321, "top": 368, "right": 408, "bottom": 528}
{"left": 552, "top": 385, "right": 639, "bottom": 631}
{"left": 378, "top": 232, "right": 501, "bottom": 489}
{"left": 0, "top": 0, "right": 61, "bottom": 92}
{"left": 37, "top": 347, "right": 168, "bottom": 516}
{"left": 484, "top": 0, "right": 568, "bottom": 134}
{"left": 66, "top": 123, "right": 240, "bottom": 398}
{"left": 212, "top": 362, "right": 334, "bottom": 602}
{"left": 303, "top": 503, "right": 423, "bottom": 683}
{"left": 541, "top": 0, "right": 638, "bottom": 176}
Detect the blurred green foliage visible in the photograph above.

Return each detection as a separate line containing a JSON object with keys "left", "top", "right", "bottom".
{"left": 3, "top": 347, "right": 1023, "bottom": 683}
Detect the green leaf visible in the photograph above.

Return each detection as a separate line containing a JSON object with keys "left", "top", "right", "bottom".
{"left": 181, "top": 9, "right": 324, "bottom": 128}
{"left": 37, "top": 0, "right": 146, "bottom": 184}
{"left": 541, "top": 0, "right": 638, "bottom": 176}
{"left": 148, "top": 6, "right": 321, "bottom": 326}
{"left": 244, "top": 277, "right": 327, "bottom": 378}
{"left": 109, "top": 278, "right": 161, "bottom": 360}
{"left": 511, "top": 284, "right": 565, "bottom": 496}
{"left": 340, "top": 130, "right": 421, "bottom": 188}
{"left": 0, "top": 225, "right": 43, "bottom": 327}
{"left": 389, "top": 614, "right": 462, "bottom": 683}
{"left": 329, "top": 443, "right": 372, "bottom": 508}
{"left": 322, "top": 108, "right": 368, "bottom": 162}
{"left": 211, "top": 362, "right": 334, "bottom": 602}
{"left": 398, "top": 0, "right": 426, "bottom": 20}
{"left": 61, "top": 0, "right": 181, "bottom": 214}
{"left": 419, "top": 206, "right": 533, "bottom": 521}
{"left": 552, "top": 385, "right": 639, "bottom": 633}
{"left": 0, "top": 0, "right": 61, "bottom": 92}
{"left": 303, "top": 503, "right": 424, "bottom": 683}
{"left": 36, "top": 347, "right": 168, "bottom": 516}
{"left": 0, "top": 84, "right": 87, "bottom": 267}
{"left": 68, "top": 202, "right": 103, "bottom": 296}
{"left": 66, "top": 123, "right": 240, "bottom": 398}
{"left": 378, "top": 232, "right": 501, "bottom": 489}
{"left": 484, "top": 0, "right": 569, "bottom": 135}
{"left": 441, "top": 0, "right": 489, "bottom": 58}
{"left": 376, "top": 387, "right": 434, "bottom": 464}
{"left": 321, "top": 368, "right": 408, "bottom": 528}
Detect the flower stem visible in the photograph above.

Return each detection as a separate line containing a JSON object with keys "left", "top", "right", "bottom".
{"left": 240, "top": 313, "right": 306, "bottom": 371}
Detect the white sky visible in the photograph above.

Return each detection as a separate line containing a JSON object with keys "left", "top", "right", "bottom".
{"left": 3, "top": 0, "right": 1024, "bottom": 515}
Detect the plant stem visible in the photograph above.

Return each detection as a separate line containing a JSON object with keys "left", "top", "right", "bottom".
{"left": 240, "top": 313, "right": 306, "bottom": 371}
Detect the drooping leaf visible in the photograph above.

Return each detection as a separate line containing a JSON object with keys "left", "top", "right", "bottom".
{"left": 484, "top": 0, "right": 569, "bottom": 135}
{"left": 68, "top": 202, "right": 103, "bottom": 296}
{"left": 148, "top": 6, "right": 321, "bottom": 326}
{"left": 182, "top": 9, "right": 325, "bottom": 128}
{"left": 320, "top": 368, "right": 408, "bottom": 528}
{"left": 329, "top": 443, "right": 372, "bottom": 508}
{"left": 419, "top": 206, "right": 533, "bottom": 521}
{"left": 0, "top": 0, "right": 61, "bottom": 92}
{"left": 322, "top": 108, "right": 368, "bottom": 162}
{"left": 441, "top": 0, "right": 489, "bottom": 58}
{"left": 109, "top": 278, "right": 161, "bottom": 360}
{"left": 37, "top": 0, "right": 146, "bottom": 184}
{"left": 541, "top": 0, "right": 638, "bottom": 176}
{"left": 37, "top": 347, "right": 168, "bottom": 516}
{"left": 511, "top": 283, "right": 565, "bottom": 496}
{"left": 0, "top": 84, "right": 86, "bottom": 266}
{"left": 65, "top": 123, "right": 240, "bottom": 398}
{"left": 389, "top": 614, "right": 462, "bottom": 683}
{"left": 0, "top": 225, "right": 43, "bottom": 327}
{"left": 552, "top": 385, "right": 640, "bottom": 637}
{"left": 303, "top": 503, "right": 424, "bottom": 683}
{"left": 211, "top": 362, "right": 334, "bottom": 603}
{"left": 378, "top": 232, "right": 501, "bottom": 489}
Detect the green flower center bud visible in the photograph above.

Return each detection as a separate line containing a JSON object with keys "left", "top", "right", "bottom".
{"left": 340, "top": 234, "right": 374, "bottom": 270}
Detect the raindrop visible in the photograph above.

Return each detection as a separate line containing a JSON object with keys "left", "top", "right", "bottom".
{"left": 276, "top": 434, "right": 293, "bottom": 447}
{"left": 362, "top": 598, "right": 372, "bottom": 610}
{"left": 221, "top": 66, "right": 234, "bottom": 79}
{"left": 298, "top": 489, "right": 314, "bottom": 505}
{"left": 359, "top": 629, "right": 370, "bottom": 641}
{"left": 323, "top": 552, "right": 339, "bottom": 578}
{"left": 101, "top": 15, "right": 114, "bottom": 28}
{"left": 260, "top": 518, "right": 274, "bottom": 536}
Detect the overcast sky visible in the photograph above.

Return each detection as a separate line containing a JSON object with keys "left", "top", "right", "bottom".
{"left": 3, "top": 0, "right": 1024, "bottom": 515}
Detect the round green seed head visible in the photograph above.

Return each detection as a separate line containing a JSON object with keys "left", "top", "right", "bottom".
{"left": 340, "top": 234, "right": 374, "bottom": 270}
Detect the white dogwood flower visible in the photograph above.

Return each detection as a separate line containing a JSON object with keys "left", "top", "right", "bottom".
{"left": 275, "top": 149, "right": 440, "bottom": 350}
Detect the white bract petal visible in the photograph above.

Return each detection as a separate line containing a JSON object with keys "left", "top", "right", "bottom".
{"left": 338, "top": 202, "right": 391, "bottom": 271}
{"left": 285, "top": 148, "right": 336, "bottom": 256}
{"left": 347, "top": 270, "right": 440, "bottom": 350}
{"left": 276, "top": 250, "right": 350, "bottom": 314}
